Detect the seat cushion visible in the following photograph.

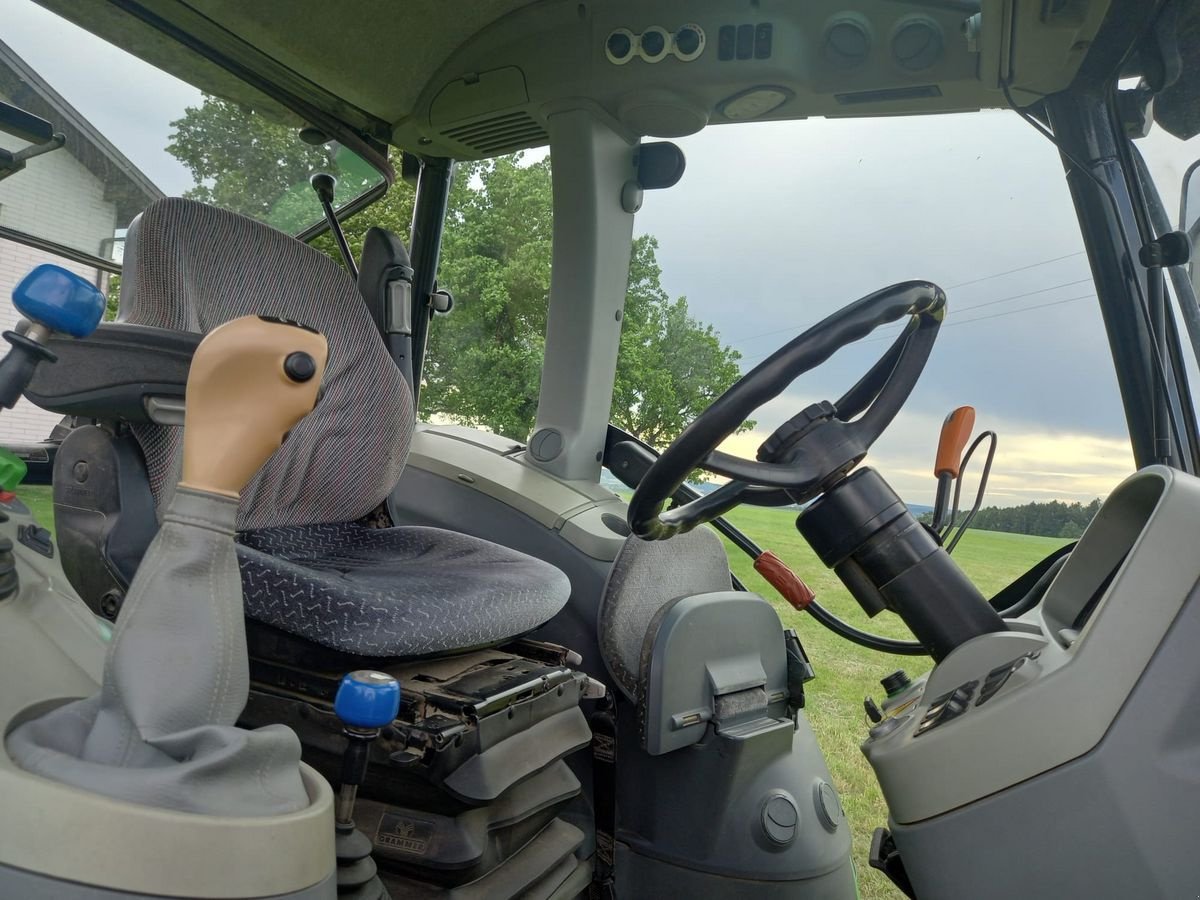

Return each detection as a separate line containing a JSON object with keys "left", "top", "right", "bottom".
{"left": 237, "top": 522, "right": 571, "bottom": 657}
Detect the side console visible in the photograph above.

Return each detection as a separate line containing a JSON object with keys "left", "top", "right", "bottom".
{"left": 863, "top": 465, "right": 1200, "bottom": 899}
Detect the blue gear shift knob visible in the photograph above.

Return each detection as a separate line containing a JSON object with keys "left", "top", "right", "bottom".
{"left": 334, "top": 670, "right": 400, "bottom": 729}
{"left": 13, "top": 264, "right": 106, "bottom": 338}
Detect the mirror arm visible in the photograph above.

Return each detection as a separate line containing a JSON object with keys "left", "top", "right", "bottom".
{"left": 0, "top": 132, "right": 64, "bottom": 182}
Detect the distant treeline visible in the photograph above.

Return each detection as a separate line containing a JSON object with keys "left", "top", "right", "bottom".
{"left": 920, "top": 498, "right": 1102, "bottom": 539}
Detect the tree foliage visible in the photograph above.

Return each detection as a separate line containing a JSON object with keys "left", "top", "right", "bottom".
{"left": 920, "top": 497, "right": 1102, "bottom": 539}
{"left": 167, "top": 97, "right": 379, "bottom": 234}
{"left": 166, "top": 101, "right": 749, "bottom": 448}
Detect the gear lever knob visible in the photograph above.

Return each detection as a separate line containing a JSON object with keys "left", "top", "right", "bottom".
{"left": 179, "top": 315, "right": 327, "bottom": 498}
{"left": 333, "top": 670, "right": 399, "bottom": 825}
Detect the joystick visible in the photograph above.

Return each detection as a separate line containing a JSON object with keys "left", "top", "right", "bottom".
{"left": 0, "top": 264, "right": 105, "bottom": 408}
{"left": 330, "top": 670, "right": 399, "bottom": 900}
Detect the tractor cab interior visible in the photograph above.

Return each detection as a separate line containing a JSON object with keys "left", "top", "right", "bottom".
{"left": 0, "top": 1, "right": 1197, "bottom": 899}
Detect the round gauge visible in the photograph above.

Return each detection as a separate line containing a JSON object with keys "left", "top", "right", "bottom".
{"left": 606, "top": 28, "right": 636, "bottom": 65}
{"left": 639, "top": 26, "right": 670, "bottom": 62}
{"left": 673, "top": 24, "right": 705, "bottom": 61}
{"left": 823, "top": 18, "right": 871, "bottom": 68}
{"left": 892, "top": 18, "right": 944, "bottom": 71}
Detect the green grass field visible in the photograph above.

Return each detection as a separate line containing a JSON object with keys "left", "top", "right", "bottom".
{"left": 16, "top": 484, "right": 1066, "bottom": 898}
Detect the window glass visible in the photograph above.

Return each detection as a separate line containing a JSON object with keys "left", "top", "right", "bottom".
{"left": 634, "top": 113, "right": 1129, "bottom": 898}
{"left": 0, "top": 2, "right": 384, "bottom": 265}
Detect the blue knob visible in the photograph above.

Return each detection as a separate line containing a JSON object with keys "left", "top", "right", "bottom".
{"left": 334, "top": 670, "right": 400, "bottom": 729}
{"left": 13, "top": 264, "right": 106, "bottom": 338}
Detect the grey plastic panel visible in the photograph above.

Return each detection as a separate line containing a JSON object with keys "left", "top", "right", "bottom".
{"left": 890, "top": 572, "right": 1200, "bottom": 899}
{"left": 614, "top": 698, "right": 853, "bottom": 888}
{"left": 528, "top": 110, "right": 636, "bottom": 483}
{"left": 643, "top": 590, "right": 787, "bottom": 755}
{"left": 0, "top": 864, "right": 334, "bottom": 900}
{"left": 863, "top": 466, "right": 1200, "bottom": 823}
{"left": 615, "top": 844, "right": 857, "bottom": 899}
{"left": 399, "top": 425, "right": 627, "bottom": 562}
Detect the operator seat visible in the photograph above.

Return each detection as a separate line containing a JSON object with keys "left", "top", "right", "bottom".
{"left": 110, "top": 197, "right": 569, "bottom": 658}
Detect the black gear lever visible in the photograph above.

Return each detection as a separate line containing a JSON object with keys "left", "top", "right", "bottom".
{"left": 331, "top": 670, "right": 400, "bottom": 900}
{"left": 310, "top": 172, "right": 359, "bottom": 279}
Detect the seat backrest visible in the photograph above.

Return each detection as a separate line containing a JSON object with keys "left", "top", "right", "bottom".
{"left": 118, "top": 197, "right": 412, "bottom": 531}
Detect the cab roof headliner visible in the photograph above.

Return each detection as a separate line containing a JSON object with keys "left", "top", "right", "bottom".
{"left": 38, "top": 0, "right": 1140, "bottom": 161}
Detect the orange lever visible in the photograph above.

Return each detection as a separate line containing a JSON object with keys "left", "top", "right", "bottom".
{"left": 934, "top": 406, "right": 976, "bottom": 478}
{"left": 754, "top": 551, "right": 816, "bottom": 611}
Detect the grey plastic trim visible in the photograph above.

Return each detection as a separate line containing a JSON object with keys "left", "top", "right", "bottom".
{"left": 145, "top": 396, "right": 186, "bottom": 426}
{"left": 385, "top": 279, "right": 413, "bottom": 335}
{"left": 402, "top": 426, "right": 627, "bottom": 561}
{"left": 528, "top": 110, "right": 637, "bottom": 482}
{"left": 642, "top": 591, "right": 787, "bottom": 755}
{"left": 864, "top": 465, "right": 1200, "bottom": 823}
{"left": 0, "top": 863, "right": 335, "bottom": 899}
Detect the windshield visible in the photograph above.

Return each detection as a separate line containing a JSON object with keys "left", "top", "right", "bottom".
{"left": 0, "top": 1, "right": 385, "bottom": 266}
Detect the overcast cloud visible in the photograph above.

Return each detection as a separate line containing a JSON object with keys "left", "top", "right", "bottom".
{"left": 3, "top": 0, "right": 1200, "bottom": 507}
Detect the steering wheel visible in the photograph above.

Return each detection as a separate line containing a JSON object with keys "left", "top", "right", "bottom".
{"left": 628, "top": 281, "right": 945, "bottom": 540}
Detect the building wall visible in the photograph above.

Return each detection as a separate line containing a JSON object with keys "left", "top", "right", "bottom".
{"left": 0, "top": 131, "right": 120, "bottom": 444}
{"left": 0, "top": 136, "right": 119, "bottom": 256}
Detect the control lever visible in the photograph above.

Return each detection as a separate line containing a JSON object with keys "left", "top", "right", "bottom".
{"left": 0, "top": 264, "right": 104, "bottom": 408}
{"left": 310, "top": 172, "right": 359, "bottom": 279}
{"left": 930, "top": 406, "right": 974, "bottom": 532}
{"left": 332, "top": 670, "right": 399, "bottom": 900}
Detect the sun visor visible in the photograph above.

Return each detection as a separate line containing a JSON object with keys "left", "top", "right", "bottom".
{"left": 34, "top": 0, "right": 392, "bottom": 166}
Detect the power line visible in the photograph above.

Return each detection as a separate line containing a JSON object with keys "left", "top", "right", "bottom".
{"left": 943, "top": 251, "right": 1087, "bottom": 290}
{"left": 735, "top": 292, "right": 1096, "bottom": 367}
{"left": 728, "top": 275, "right": 1094, "bottom": 348}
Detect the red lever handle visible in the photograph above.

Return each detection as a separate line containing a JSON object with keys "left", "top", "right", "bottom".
{"left": 754, "top": 551, "right": 816, "bottom": 611}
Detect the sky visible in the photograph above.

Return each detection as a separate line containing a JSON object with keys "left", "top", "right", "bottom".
{"left": 2, "top": 0, "right": 1199, "bottom": 507}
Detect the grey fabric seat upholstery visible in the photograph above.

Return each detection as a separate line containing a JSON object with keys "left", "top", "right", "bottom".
{"left": 597, "top": 527, "right": 732, "bottom": 701}
{"left": 118, "top": 197, "right": 570, "bottom": 657}
{"left": 238, "top": 522, "right": 570, "bottom": 657}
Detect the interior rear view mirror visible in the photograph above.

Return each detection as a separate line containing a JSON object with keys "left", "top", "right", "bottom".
{"left": 1181, "top": 160, "right": 1200, "bottom": 298}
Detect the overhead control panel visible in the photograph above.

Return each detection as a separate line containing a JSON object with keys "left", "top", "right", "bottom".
{"left": 395, "top": 0, "right": 1112, "bottom": 159}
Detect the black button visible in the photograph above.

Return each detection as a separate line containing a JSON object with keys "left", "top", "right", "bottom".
{"left": 754, "top": 23, "right": 773, "bottom": 59}
{"left": 607, "top": 31, "right": 632, "bottom": 61}
{"left": 284, "top": 351, "right": 318, "bottom": 383}
{"left": 736, "top": 24, "right": 754, "bottom": 59}
{"left": 881, "top": 670, "right": 912, "bottom": 697}
{"left": 718, "top": 25, "right": 736, "bottom": 60}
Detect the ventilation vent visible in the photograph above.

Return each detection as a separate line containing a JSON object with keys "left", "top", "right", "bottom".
{"left": 442, "top": 111, "right": 548, "bottom": 155}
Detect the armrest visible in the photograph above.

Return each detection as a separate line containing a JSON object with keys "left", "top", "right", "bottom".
{"left": 25, "top": 323, "right": 198, "bottom": 423}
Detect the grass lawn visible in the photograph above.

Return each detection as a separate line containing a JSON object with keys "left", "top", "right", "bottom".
{"left": 18, "top": 484, "right": 54, "bottom": 536}
{"left": 720, "top": 502, "right": 1069, "bottom": 899}
{"left": 18, "top": 482, "right": 1066, "bottom": 898}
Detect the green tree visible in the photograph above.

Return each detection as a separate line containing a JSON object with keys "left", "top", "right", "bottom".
{"left": 167, "top": 96, "right": 379, "bottom": 234}
{"left": 165, "top": 103, "right": 748, "bottom": 448}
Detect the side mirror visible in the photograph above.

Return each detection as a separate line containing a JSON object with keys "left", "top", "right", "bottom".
{"left": 1181, "top": 160, "right": 1200, "bottom": 299}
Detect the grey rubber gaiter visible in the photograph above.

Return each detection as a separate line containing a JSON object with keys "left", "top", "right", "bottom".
{"left": 7, "top": 486, "right": 309, "bottom": 816}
